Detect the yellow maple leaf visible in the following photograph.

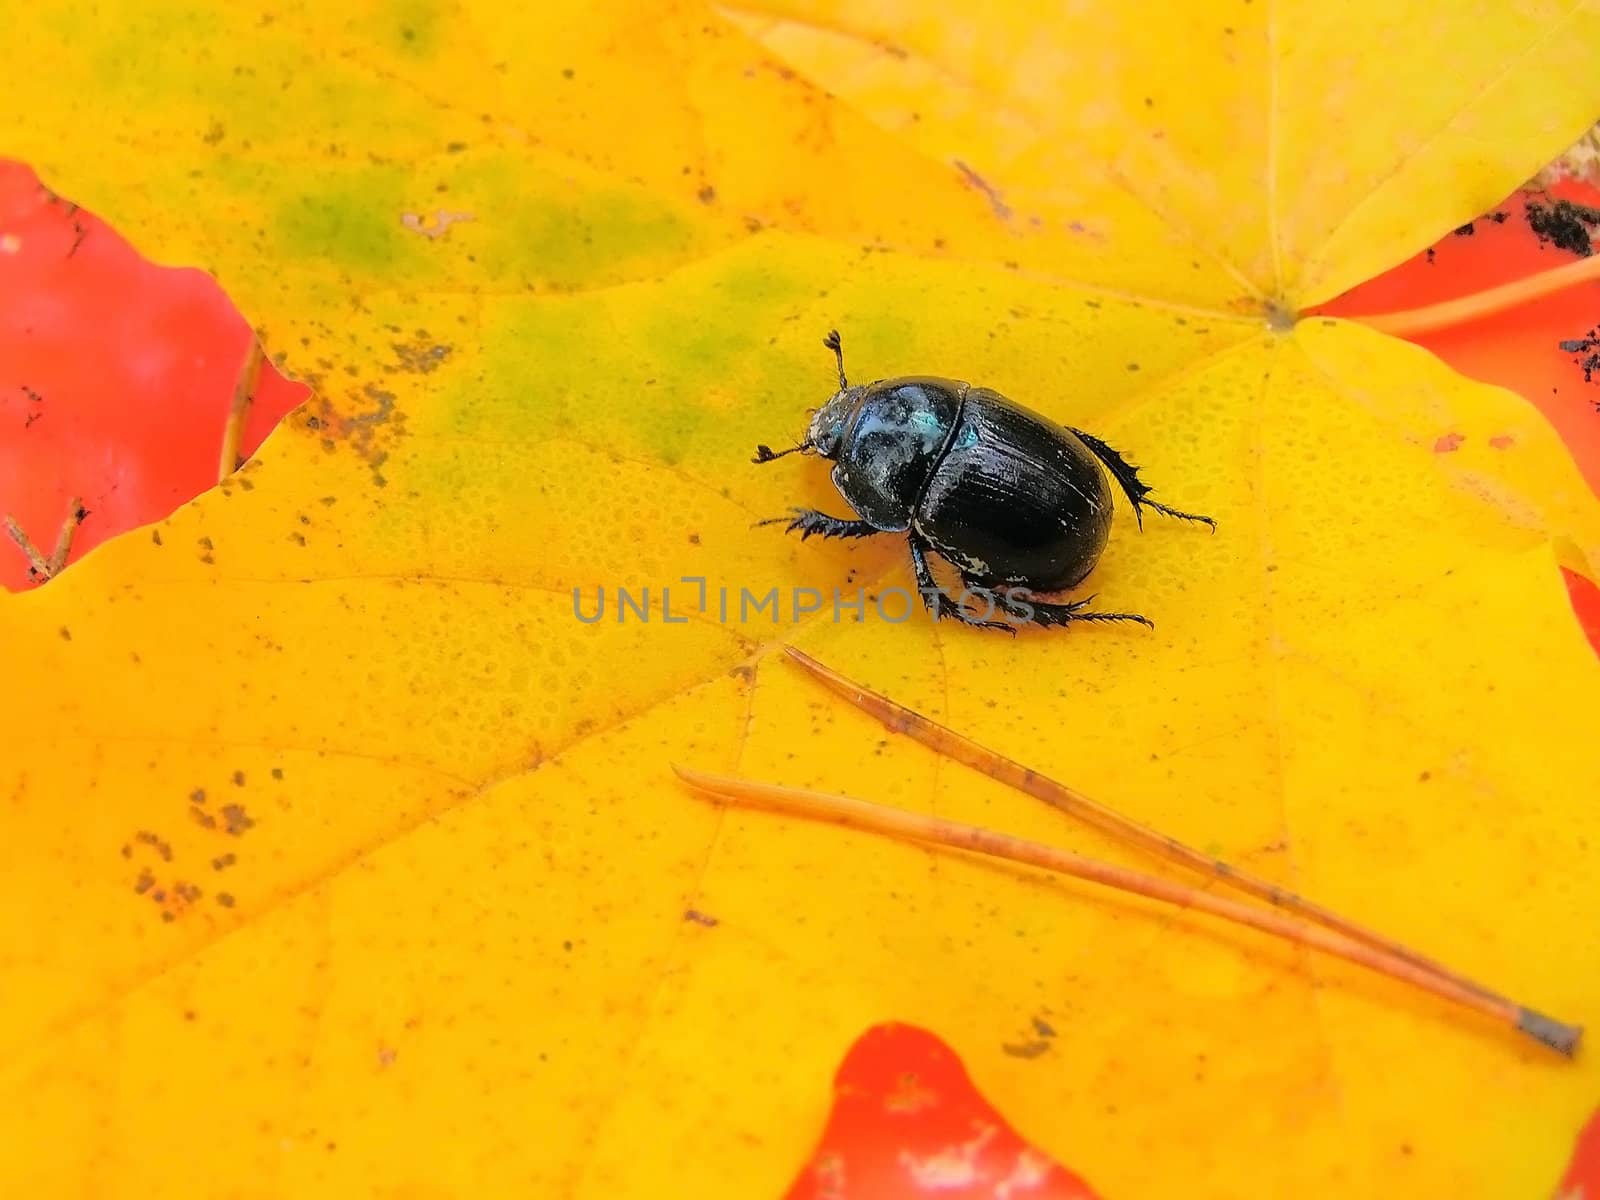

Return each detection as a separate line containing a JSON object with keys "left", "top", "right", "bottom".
{"left": 3, "top": 1, "right": 1599, "bottom": 1196}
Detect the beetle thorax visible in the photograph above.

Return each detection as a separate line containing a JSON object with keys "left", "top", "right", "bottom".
{"left": 806, "top": 386, "right": 867, "bottom": 459}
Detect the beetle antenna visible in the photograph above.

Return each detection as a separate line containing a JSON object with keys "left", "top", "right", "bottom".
{"left": 753, "top": 441, "right": 809, "bottom": 464}
{"left": 823, "top": 329, "right": 848, "bottom": 390}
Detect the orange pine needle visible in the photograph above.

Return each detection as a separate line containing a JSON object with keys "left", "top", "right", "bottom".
{"left": 47, "top": 495, "right": 83, "bottom": 576}
{"left": 779, "top": 646, "right": 1579, "bottom": 1055}
{"left": 1346, "top": 253, "right": 1600, "bottom": 338}
{"left": 4, "top": 495, "right": 84, "bottom": 582}
{"left": 3, "top": 514, "right": 51, "bottom": 577}
{"left": 672, "top": 765, "right": 1569, "bottom": 1052}
{"left": 218, "top": 338, "right": 264, "bottom": 483}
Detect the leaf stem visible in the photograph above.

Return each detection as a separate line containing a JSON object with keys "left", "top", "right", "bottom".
{"left": 1343, "top": 254, "right": 1600, "bottom": 338}
{"left": 778, "top": 646, "right": 1580, "bottom": 1056}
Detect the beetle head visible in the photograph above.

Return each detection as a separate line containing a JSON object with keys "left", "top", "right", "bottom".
{"left": 805, "top": 384, "right": 866, "bottom": 459}
{"left": 802, "top": 328, "right": 865, "bottom": 459}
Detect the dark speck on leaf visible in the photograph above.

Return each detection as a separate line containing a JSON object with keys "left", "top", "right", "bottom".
{"left": 1526, "top": 197, "right": 1600, "bottom": 257}
{"left": 1559, "top": 327, "right": 1600, "bottom": 382}
{"left": 191, "top": 787, "right": 206, "bottom": 804}
{"left": 1453, "top": 222, "right": 1475, "bottom": 236}
{"left": 232, "top": 770, "right": 246, "bottom": 786}
{"left": 1424, "top": 247, "right": 1435, "bottom": 264}
{"left": 272, "top": 767, "right": 284, "bottom": 780}
{"left": 221, "top": 804, "right": 255, "bottom": 835}
{"left": 217, "top": 892, "right": 236, "bottom": 908}
{"left": 1001, "top": 1039, "right": 1051, "bottom": 1059}
{"left": 59, "top": 627, "right": 71, "bottom": 641}
{"left": 135, "top": 830, "right": 173, "bottom": 861}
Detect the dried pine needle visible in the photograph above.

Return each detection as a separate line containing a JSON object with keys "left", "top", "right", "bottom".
{"left": 218, "top": 338, "right": 264, "bottom": 483}
{"left": 5, "top": 495, "right": 84, "bottom": 582}
{"left": 774, "top": 647, "right": 1578, "bottom": 1055}
{"left": 672, "top": 762, "right": 1577, "bottom": 1055}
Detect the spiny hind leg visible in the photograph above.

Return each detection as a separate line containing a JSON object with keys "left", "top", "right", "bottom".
{"left": 1067, "top": 426, "right": 1216, "bottom": 531}
{"left": 910, "top": 538, "right": 1014, "bottom": 632}
{"left": 966, "top": 573, "right": 1154, "bottom": 631}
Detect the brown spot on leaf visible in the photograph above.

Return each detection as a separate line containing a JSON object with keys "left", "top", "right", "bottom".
{"left": 307, "top": 382, "right": 406, "bottom": 487}
{"left": 1433, "top": 432, "right": 1464, "bottom": 453}
{"left": 221, "top": 804, "right": 255, "bottom": 836}
{"left": 1001, "top": 1039, "right": 1051, "bottom": 1059}
{"left": 388, "top": 332, "right": 452, "bottom": 374}
{"left": 134, "top": 829, "right": 173, "bottom": 861}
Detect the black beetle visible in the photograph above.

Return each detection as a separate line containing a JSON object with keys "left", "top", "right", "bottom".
{"left": 753, "top": 330, "right": 1214, "bottom": 631}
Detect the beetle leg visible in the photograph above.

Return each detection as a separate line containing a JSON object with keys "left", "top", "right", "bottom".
{"left": 909, "top": 539, "right": 1015, "bottom": 632}
{"left": 962, "top": 577, "right": 1154, "bottom": 631}
{"left": 758, "top": 507, "right": 881, "bottom": 541}
{"left": 999, "top": 590, "right": 1154, "bottom": 630}
{"left": 1066, "top": 426, "right": 1216, "bottom": 532}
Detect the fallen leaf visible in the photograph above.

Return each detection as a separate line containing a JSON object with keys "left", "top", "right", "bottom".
{"left": 1553, "top": 1102, "right": 1600, "bottom": 1200}
{"left": 0, "top": 159, "right": 309, "bottom": 590}
{"left": 1314, "top": 177, "right": 1600, "bottom": 500}
{"left": 783, "top": 1023, "right": 1099, "bottom": 1199}
{"left": 2, "top": 3, "right": 1599, "bottom": 1198}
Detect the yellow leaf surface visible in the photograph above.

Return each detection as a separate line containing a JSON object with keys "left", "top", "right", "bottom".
{"left": 4, "top": 1, "right": 1600, "bottom": 1196}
